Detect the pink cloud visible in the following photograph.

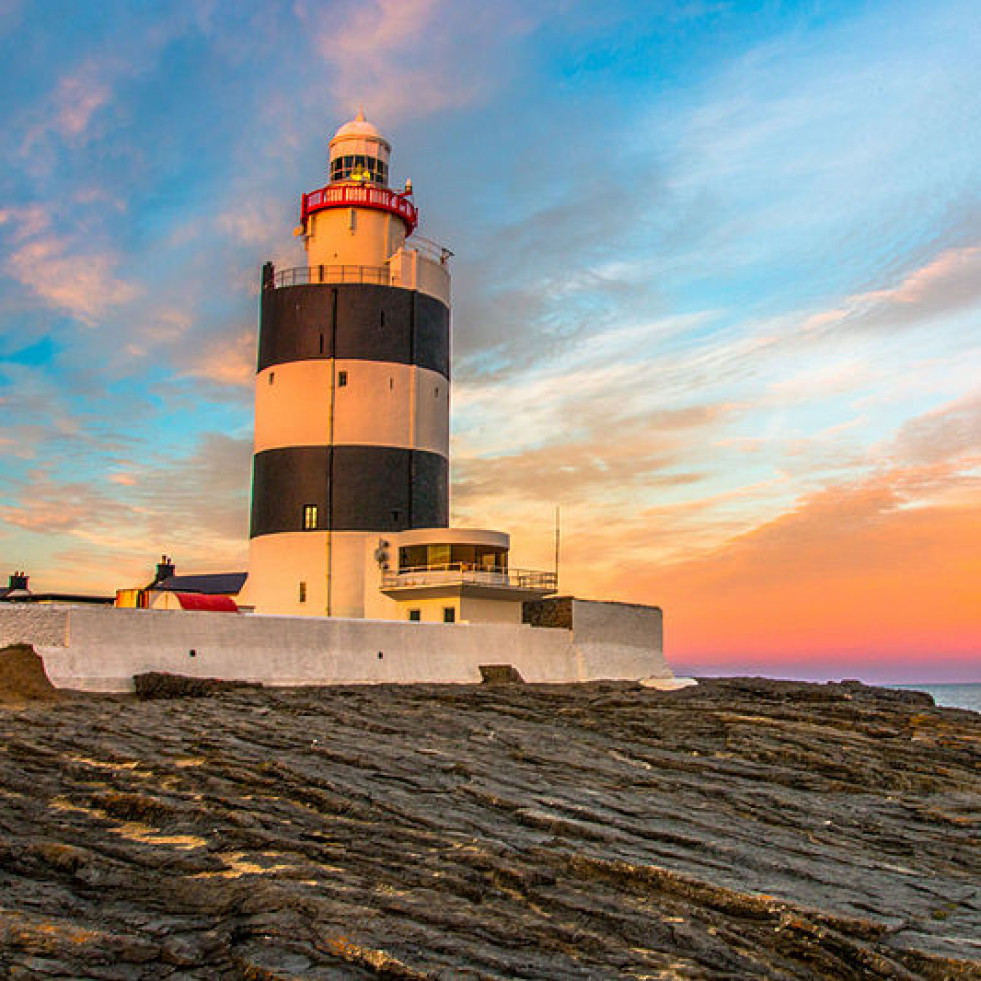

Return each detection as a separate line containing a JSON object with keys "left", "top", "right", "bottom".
{"left": 186, "top": 329, "right": 256, "bottom": 387}
{"left": 54, "top": 74, "right": 111, "bottom": 138}
{"left": 297, "top": 0, "right": 548, "bottom": 121}
{"left": 1, "top": 207, "right": 138, "bottom": 324}
{"left": 802, "top": 243, "right": 981, "bottom": 335}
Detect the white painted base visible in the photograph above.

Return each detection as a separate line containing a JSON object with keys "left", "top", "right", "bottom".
{"left": 1, "top": 601, "right": 675, "bottom": 694}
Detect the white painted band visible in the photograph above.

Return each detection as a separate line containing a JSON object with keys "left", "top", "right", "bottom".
{"left": 254, "top": 360, "right": 449, "bottom": 455}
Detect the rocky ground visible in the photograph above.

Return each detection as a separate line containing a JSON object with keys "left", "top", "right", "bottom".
{"left": 0, "top": 644, "right": 979, "bottom": 980}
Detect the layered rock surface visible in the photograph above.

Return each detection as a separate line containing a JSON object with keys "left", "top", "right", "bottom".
{"left": 0, "top": 647, "right": 979, "bottom": 979}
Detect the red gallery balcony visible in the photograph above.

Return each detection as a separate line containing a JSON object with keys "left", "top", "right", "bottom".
{"left": 302, "top": 183, "right": 419, "bottom": 232}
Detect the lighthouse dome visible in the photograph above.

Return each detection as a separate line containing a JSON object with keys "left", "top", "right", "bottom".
{"left": 328, "top": 108, "right": 392, "bottom": 186}
{"left": 332, "top": 109, "right": 385, "bottom": 142}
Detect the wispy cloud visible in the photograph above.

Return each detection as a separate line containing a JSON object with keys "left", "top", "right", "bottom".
{"left": 0, "top": 432, "right": 251, "bottom": 591}
{"left": 0, "top": 206, "right": 138, "bottom": 324}
{"left": 186, "top": 329, "right": 256, "bottom": 388}
{"left": 296, "top": 0, "right": 550, "bottom": 122}
{"left": 802, "top": 245, "right": 981, "bottom": 337}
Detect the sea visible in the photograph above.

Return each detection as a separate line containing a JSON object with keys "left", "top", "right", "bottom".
{"left": 891, "top": 682, "right": 981, "bottom": 713}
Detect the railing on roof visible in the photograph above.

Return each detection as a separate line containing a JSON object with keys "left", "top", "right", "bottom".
{"left": 381, "top": 563, "right": 558, "bottom": 593}
{"left": 410, "top": 235, "right": 454, "bottom": 265}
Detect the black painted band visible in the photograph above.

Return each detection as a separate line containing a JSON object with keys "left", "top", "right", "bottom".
{"left": 258, "top": 284, "right": 449, "bottom": 378}
{"left": 250, "top": 445, "right": 448, "bottom": 537}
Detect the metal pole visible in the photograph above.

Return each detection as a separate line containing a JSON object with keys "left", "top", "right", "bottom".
{"left": 554, "top": 506, "right": 560, "bottom": 588}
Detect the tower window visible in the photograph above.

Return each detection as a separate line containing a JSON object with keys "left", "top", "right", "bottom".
{"left": 337, "top": 370, "right": 348, "bottom": 387}
{"left": 268, "top": 372, "right": 275, "bottom": 385}
{"left": 303, "top": 504, "right": 318, "bottom": 530}
{"left": 443, "top": 607, "right": 456, "bottom": 623}
{"left": 434, "top": 386, "right": 439, "bottom": 397}
{"left": 298, "top": 581, "right": 307, "bottom": 603}
{"left": 408, "top": 609, "right": 421, "bottom": 622}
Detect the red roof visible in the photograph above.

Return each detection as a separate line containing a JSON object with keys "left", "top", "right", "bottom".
{"left": 174, "top": 592, "right": 238, "bottom": 612}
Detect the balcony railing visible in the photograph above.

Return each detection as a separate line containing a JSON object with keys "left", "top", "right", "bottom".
{"left": 302, "top": 183, "right": 418, "bottom": 231}
{"left": 381, "top": 563, "right": 558, "bottom": 593}
{"left": 270, "top": 264, "right": 391, "bottom": 289}
{"left": 410, "top": 235, "right": 454, "bottom": 265}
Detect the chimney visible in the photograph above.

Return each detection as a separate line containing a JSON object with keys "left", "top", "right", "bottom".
{"left": 9, "top": 571, "right": 28, "bottom": 591}
{"left": 153, "top": 555, "right": 175, "bottom": 585}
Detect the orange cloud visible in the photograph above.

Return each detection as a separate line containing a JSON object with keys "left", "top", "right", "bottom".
{"left": 187, "top": 329, "right": 256, "bottom": 387}
{"left": 608, "top": 475, "right": 981, "bottom": 666}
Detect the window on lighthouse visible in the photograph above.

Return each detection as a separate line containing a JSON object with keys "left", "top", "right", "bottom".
{"left": 303, "top": 504, "right": 318, "bottom": 530}
{"left": 331, "top": 155, "right": 387, "bottom": 185}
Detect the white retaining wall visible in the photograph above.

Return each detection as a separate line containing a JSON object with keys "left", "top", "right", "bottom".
{"left": 569, "top": 599, "right": 671, "bottom": 681}
{"left": 0, "top": 606, "right": 69, "bottom": 648}
{"left": 0, "top": 601, "right": 673, "bottom": 693}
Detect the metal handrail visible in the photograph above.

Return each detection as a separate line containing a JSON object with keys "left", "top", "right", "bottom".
{"left": 382, "top": 563, "right": 558, "bottom": 591}
{"left": 410, "top": 235, "right": 454, "bottom": 265}
{"left": 271, "top": 264, "right": 391, "bottom": 289}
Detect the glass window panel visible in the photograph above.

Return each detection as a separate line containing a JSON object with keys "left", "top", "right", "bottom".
{"left": 400, "top": 545, "right": 427, "bottom": 570}
{"left": 450, "top": 544, "right": 476, "bottom": 568}
{"left": 428, "top": 543, "right": 451, "bottom": 568}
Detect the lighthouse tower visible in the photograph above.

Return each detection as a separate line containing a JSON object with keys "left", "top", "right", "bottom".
{"left": 244, "top": 110, "right": 452, "bottom": 617}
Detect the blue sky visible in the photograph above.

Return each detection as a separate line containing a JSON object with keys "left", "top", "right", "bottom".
{"left": 1, "top": 0, "right": 979, "bottom": 680}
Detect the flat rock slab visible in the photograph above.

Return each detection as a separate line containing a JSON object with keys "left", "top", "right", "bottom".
{"left": 0, "top": 676, "right": 979, "bottom": 979}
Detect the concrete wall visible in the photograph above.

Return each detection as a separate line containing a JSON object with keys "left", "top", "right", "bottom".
{"left": 569, "top": 598, "right": 670, "bottom": 681}
{"left": 461, "top": 596, "right": 523, "bottom": 625}
{"left": 0, "top": 606, "right": 69, "bottom": 648}
{"left": 0, "top": 600, "right": 673, "bottom": 692}
{"left": 523, "top": 596, "right": 573, "bottom": 629}
{"left": 382, "top": 595, "right": 458, "bottom": 623}
{"left": 388, "top": 249, "right": 451, "bottom": 306}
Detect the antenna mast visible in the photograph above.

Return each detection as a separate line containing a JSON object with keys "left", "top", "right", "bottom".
{"left": 554, "top": 506, "right": 560, "bottom": 588}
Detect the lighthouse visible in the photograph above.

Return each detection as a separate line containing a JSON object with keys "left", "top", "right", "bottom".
{"left": 7, "top": 111, "right": 675, "bottom": 689}
{"left": 243, "top": 111, "right": 556, "bottom": 622}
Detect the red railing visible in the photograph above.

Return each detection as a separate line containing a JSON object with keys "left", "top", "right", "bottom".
{"left": 302, "top": 184, "right": 418, "bottom": 233}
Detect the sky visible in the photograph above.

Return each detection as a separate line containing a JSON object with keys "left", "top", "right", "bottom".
{"left": 1, "top": 0, "right": 979, "bottom": 683}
